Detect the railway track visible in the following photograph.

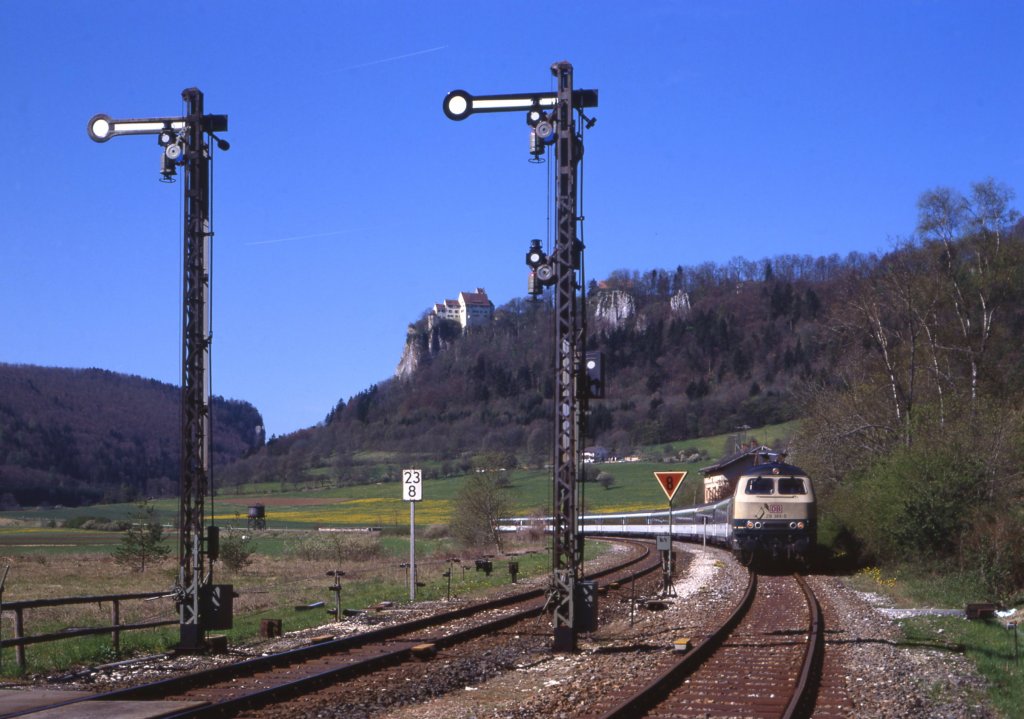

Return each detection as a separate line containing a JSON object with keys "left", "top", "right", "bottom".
{"left": 589, "top": 571, "right": 825, "bottom": 719}
{"left": 1, "top": 539, "right": 661, "bottom": 719}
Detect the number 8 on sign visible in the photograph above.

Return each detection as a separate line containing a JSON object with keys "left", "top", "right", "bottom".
{"left": 403, "top": 469, "right": 423, "bottom": 502}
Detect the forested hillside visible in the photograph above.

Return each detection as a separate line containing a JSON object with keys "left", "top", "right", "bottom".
{"left": 795, "top": 180, "right": 1024, "bottom": 595}
{"left": 0, "top": 365, "right": 264, "bottom": 508}
{"left": 221, "top": 240, "right": 855, "bottom": 489}
{"left": 334, "top": 253, "right": 842, "bottom": 459}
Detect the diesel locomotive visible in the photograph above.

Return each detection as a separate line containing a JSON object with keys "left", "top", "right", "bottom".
{"left": 567, "top": 459, "right": 817, "bottom": 567}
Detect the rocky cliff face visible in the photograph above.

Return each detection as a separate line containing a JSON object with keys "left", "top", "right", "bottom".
{"left": 670, "top": 290, "right": 691, "bottom": 316}
{"left": 395, "top": 334, "right": 420, "bottom": 379}
{"left": 591, "top": 289, "right": 636, "bottom": 332}
{"left": 395, "top": 317, "right": 461, "bottom": 380}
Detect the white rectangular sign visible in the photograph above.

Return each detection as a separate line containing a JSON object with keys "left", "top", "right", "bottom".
{"left": 402, "top": 468, "right": 423, "bottom": 502}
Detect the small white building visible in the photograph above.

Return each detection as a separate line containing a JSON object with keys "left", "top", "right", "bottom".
{"left": 433, "top": 288, "right": 494, "bottom": 329}
{"left": 432, "top": 299, "right": 461, "bottom": 323}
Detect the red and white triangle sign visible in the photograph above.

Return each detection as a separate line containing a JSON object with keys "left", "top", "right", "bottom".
{"left": 654, "top": 471, "right": 687, "bottom": 502}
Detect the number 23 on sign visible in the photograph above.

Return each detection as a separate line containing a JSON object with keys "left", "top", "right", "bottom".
{"left": 403, "top": 469, "right": 423, "bottom": 502}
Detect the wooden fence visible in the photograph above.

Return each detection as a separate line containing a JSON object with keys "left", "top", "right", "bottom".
{"left": 0, "top": 590, "right": 177, "bottom": 671}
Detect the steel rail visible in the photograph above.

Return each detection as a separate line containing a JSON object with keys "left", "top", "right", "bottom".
{"left": 591, "top": 571, "right": 822, "bottom": 719}
{"left": 592, "top": 568, "right": 758, "bottom": 719}
{"left": 782, "top": 573, "right": 825, "bottom": 719}
{"left": 123, "top": 539, "right": 664, "bottom": 719}
{"left": 2, "top": 539, "right": 656, "bottom": 719}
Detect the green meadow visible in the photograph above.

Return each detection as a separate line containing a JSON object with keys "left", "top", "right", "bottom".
{"left": 0, "top": 420, "right": 798, "bottom": 539}
{"left": 0, "top": 422, "right": 796, "bottom": 676}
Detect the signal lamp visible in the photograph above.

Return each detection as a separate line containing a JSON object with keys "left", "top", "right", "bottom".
{"left": 534, "top": 119, "right": 555, "bottom": 141}
{"left": 535, "top": 263, "right": 555, "bottom": 284}
{"left": 525, "top": 239, "right": 546, "bottom": 269}
{"left": 584, "top": 351, "right": 605, "bottom": 399}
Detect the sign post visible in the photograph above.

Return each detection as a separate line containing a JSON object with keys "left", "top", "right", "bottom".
{"left": 402, "top": 469, "right": 422, "bottom": 601}
{"left": 654, "top": 471, "right": 687, "bottom": 597}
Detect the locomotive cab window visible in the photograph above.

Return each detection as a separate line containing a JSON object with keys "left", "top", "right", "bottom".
{"left": 745, "top": 477, "right": 774, "bottom": 495}
{"left": 777, "top": 477, "right": 806, "bottom": 495}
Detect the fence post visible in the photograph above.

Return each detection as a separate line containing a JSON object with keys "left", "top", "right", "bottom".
{"left": 111, "top": 600, "right": 121, "bottom": 656}
{"left": 14, "top": 608, "right": 25, "bottom": 671}
{"left": 0, "top": 564, "right": 8, "bottom": 671}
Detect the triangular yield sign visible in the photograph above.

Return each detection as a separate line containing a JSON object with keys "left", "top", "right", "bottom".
{"left": 654, "top": 471, "right": 687, "bottom": 502}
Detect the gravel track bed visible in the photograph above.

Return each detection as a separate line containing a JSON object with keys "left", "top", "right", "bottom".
{"left": 23, "top": 541, "right": 999, "bottom": 718}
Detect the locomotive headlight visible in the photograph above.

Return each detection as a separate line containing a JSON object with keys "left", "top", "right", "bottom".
{"left": 797, "top": 521, "right": 805, "bottom": 529}
{"left": 746, "top": 520, "right": 754, "bottom": 529}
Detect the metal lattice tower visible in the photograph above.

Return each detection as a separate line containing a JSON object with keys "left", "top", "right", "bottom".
{"left": 176, "top": 87, "right": 213, "bottom": 649}
{"left": 549, "top": 61, "right": 582, "bottom": 651}
{"left": 443, "top": 61, "right": 596, "bottom": 651}
{"left": 88, "top": 89, "right": 228, "bottom": 651}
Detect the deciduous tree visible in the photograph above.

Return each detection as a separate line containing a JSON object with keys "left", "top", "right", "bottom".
{"left": 450, "top": 473, "right": 510, "bottom": 553}
{"left": 113, "top": 501, "right": 171, "bottom": 572}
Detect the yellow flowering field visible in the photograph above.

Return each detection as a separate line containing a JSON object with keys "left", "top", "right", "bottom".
{"left": 209, "top": 497, "right": 453, "bottom": 527}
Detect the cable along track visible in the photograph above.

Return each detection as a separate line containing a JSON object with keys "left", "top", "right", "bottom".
{"left": 591, "top": 572, "right": 824, "bottom": 719}
{"left": 2, "top": 539, "right": 660, "bottom": 719}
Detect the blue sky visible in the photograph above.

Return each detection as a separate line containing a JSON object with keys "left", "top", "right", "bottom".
{"left": 2, "top": 1, "right": 1022, "bottom": 438}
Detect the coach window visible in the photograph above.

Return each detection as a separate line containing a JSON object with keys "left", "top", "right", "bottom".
{"left": 745, "top": 477, "right": 774, "bottom": 495}
{"left": 777, "top": 477, "right": 806, "bottom": 495}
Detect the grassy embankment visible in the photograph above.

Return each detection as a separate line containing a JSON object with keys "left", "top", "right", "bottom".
{"left": 845, "top": 565, "right": 1022, "bottom": 717}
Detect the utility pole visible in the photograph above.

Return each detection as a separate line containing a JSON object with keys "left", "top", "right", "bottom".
{"left": 444, "top": 62, "right": 598, "bottom": 651}
{"left": 88, "top": 88, "right": 231, "bottom": 652}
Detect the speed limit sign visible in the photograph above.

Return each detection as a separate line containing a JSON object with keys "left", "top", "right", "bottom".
{"left": 402, "top": 469, "right": 423, "bottom": 502}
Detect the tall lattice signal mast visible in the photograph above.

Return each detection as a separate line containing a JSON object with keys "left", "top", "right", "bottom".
{"left": 444, "top": 62, "right": 599, "bottom": 651}
{"left": 88, "top": 88, "right": 232, "bottom": 651}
